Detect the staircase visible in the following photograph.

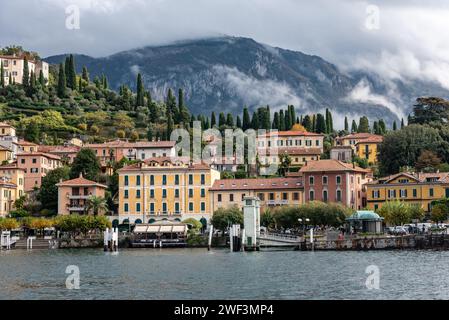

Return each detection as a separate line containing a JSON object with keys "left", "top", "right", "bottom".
{"left": 13, "top": 238, "right": 58, "bottom": 249}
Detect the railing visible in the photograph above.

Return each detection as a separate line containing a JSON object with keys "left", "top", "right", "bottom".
{"left": 260, "top": 232, "right": 301, "bottom": 242}
{"left": 68, "top": 195, "right": 90, "bottom": 200}
{"left": 68, "top": 207, "right": 86, "bottom": 211}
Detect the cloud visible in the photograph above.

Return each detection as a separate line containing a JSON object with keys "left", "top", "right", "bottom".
{"left": 213, "top": 65, "right": 304, "bottom": 110}
{"left": 1, "top": 0, "right": 449, "bottom": 102}
{"left": 344, "top": 79, "right": 406, "bottom": 121}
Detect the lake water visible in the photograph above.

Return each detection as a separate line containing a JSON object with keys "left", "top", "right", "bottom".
{"left": 0, "top": 248, "right": 448, "bottom": 300}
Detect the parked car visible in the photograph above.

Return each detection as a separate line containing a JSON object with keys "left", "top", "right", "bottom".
{"left": 393, "top": 226, "right": 408, "bottom": 235}
{"left": 385, "top": 226, "right": 395, "bottom": 235}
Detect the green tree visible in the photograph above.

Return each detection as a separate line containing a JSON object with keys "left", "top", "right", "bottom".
{"left": 211, "top": 112, "right": 217, "bottom": 128}
{"left": 378, "top": 124, "right": 448, "bottom": 175}
{"left": 136, "top": 73, "right": 145, "bottom": 107}
{"left": 57, "top": 63, "right": 66, "bottom": 98}
{"left": 251, "top": 111, "right": 259, "bottom": 130}
{"left": 38, "top": 70, "right": 45, "bottom": 86}
{"left": 70, "top": 148, "right": 101, "bottom": 181}
{"left": 82, "top": 66, "right": 89, "bottom": 82}
{"left": 351, "top": 120, "right": 358, "bottom": 133}
{"left": 226, "top": 113, "right": 234, "bottom": 127}
{"left": 236, "top": 115, "right": 242, "bottom": 128}
{"left": 22, "top": 56, "right": 29, "bottom": 87}
{"left": 211, "top": 206, "right": 244, "bottom": 232}
{"left": 242, "top": 107, "right": 251, "bottom": 131}
{"left": 24, "top": 121, "right": 40, "bottom": 143}
{"left": 85, "top": 196, "right": 108, "bottom": 216}
{"left": 0, "top": 60, "right": 4, "bottom": 88}
{"left": 218, "top": 112, "right": 226, "bottom": 127}
{"left": 315, "top": 113, "right": 327, "bottom": 133}
{"left": 344, "top": 116, "right": 349, "bottom": 132}
{"left": 409, "top": 97, "right": 449, "bottom": 125}
{"left": 358, "top": 116, "right": 370, "bottom": 133}
{"left": 302, "top": 115, "right": 312, "bottom": 132}
{"left": 377, "top": 200, "right": 411, "bottom": 226}
{"left": 431, "top": 204, "right": 448, "bottom": 224}
{"left": 38, "top": 166, "right": 70, "bottom": 214}
{"left": 272, "top": 112, "right": 280, "bottom": 130}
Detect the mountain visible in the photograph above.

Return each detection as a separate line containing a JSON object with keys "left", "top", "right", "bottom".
{"left": 45, "top": 36, "right": 449, "bottom": 124}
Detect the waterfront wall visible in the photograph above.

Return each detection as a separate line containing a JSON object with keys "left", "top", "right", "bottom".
{"left": 300, "top": 234, "right": 449, "bottom": 251}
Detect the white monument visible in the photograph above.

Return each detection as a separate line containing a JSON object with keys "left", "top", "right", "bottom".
{"left": 243, "top": 196, "right": 260, "bottom": 250}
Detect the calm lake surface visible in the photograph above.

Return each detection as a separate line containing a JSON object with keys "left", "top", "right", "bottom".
{"left": 0, "top": 248, "right": 448, "bottom": 300}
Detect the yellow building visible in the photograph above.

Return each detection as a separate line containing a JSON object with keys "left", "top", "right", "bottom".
{"left": 0, "top": 164, "right": 25, "bottom": 217}
{"left": 0, "top": 122, "right": 16, "bottom": 137}
{"left": 118, "top": 158, "right": 221, "bottom": 224}
{"left": 0, "top": 146, "right": 13, "bottom": 163}
{"left": 335, "top": 133, "right": 383, "bottom": 164}
{"left": 210, "top": 177, "right": 303, "bottom": 212}
{"left": 366, "top": 172, "right": 449, "bottom": 212}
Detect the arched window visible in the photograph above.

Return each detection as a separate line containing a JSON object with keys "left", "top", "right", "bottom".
{"left": 309, "top": 190, "right": 315, "bottom": 201}
{"left": 336, "top": 190, "right": 342, "bottom": 202}
{"left": 323, "top": 190, "right": 328, "bottom": 202}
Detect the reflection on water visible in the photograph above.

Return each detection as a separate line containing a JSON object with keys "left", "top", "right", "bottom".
{"left": 1, "top": 248, "right": 448, "bottom": 300}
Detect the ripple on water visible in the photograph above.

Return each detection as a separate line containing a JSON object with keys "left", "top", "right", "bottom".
{"left": 1, "top": 248, "right": 449, "bottom": 299}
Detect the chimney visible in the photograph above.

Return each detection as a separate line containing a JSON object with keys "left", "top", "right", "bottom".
{"left": 79, "top": 172, "right": 83, "bottom": 178}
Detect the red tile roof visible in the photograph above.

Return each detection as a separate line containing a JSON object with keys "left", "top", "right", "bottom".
{"left": 261, "top": 130, "right": 324, "bottom": 137}
{"left": 210, "top": 177, "right": 303, "bottom": 191}
{"left": 38, "top": 145, "right": 81, "bottom": 153}
{"left": 16, "top": 152, "right": 61, "bottom": 160}
{"left": 56, "top": 176, "right": 107, "bottom": 188}
{"left": 299, "top": 159, "right": 370, "bottom": 173}
{"left": 85, "top": 140, "right": 176, "bottom": 149}
{"left": 17, "top": 140, "right": 39, "bottom": 147}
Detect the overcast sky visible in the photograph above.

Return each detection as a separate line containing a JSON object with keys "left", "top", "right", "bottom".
{"left": 1, "top": 0, "right": 449, "bottom": 89}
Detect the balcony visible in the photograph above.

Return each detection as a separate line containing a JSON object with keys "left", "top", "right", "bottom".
{"left": 68, "top": 194, "right": 90, "bottom": 200}
{"left": 68, "top": 206, "right": 86, "bottom": 212}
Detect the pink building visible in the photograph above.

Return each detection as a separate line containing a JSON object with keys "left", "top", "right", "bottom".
{"left": 300, "top": 159, "right": 371, "bottom": 210}
{"left": 17, "top": 152, "right": 62, "bottom": 191}
{"left": 38, "top": 145, "right": 81, "bottom": 164}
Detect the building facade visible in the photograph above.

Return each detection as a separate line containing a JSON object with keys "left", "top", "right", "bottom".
{"left": 0, "top": 164, "right": 25, "bottom": 217}
{"left": 16, "top": 152, "right": 62, "bottom": 191}
{"left": 335, "top": 133, "right": 383, "bottom": 164}
{"left": 210, "top": 177, "right": 303, "bottom": 212}
{"left": 56, "top": 175, "right": 107, "bottom": 215}
{"left": 300, "top": 159, "right": 371, "bottom": 210}
{"left": 366, "top": 172, "right": 449, "bottom": 212}
{"left": 258, "top": 130, "right": 324, "bottom": 153}
{"left": 118, "top": 158, "right": 221, "bottom": 224}
{"left": 0, "top": 55, "right": 48, "bottom": 86}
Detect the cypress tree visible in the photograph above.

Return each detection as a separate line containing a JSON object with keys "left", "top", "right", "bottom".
{"left": 211, "top": 112, "right": 217, "bottom": 128}
{"left": 265, "top": 105, "right": 271, "bottom": 130}
{"left": 166, "top": 114, "right": 174, "bottom": 139}
{"left": 29, "top": 70, "right": 36, "bottom": 89}
{"left": 351, "top": 120, "right": 358, "bottom": 133}
{"left": 136, "top": 73, "right": 145, "bottom": 107}
{"left": 272, "top": 112, "right": 280, "bottom": 130}
{"left": 373, "top": 121, "right": 379, "bottom": 135}
{"left": 378, "top": 119, "right": 386, "bottom": 135}
{"left": 401, "top": 118, "right": 405, "bottom": 129}
{"left": 0, "top": 60, "right": 4, "bottom": 88}
{"left": 236, "top": 116, "right": 242, "bottom": 128}
{"left": 302, "top": 115, "right": 312, "bottom": 132}
{"left": 205, "top": 118, "right": 210, "bottom": 130}
{"left": 284, "top": 108, "right": 291, "bottom": 130}
{"left": 226, "top": 113, "right": 234, "bottom": 127}
{"left": 316, "top": 113, "right": 327, "bottom": 133}
{"left": 166, "top": 88, "right": 177, "bottom": 118}
{"left": 251, "top": 111, "right": 259, "bottom": 130}
{"left": 102, "top": 74, "right": 108, "bottom": 90}
{"left": 344, "top": 116, "right": 349, "bottom": 132}
{"left": 178, "top": 88, "right": 184, "bottom": 109}
{"left": 219, "top": 112, "right": 226, "bottom": 127}
{"left": 358, "top": 116, "right": 370, "bottom": 133}
{"left": 22, "top": 56, "right": 29, "bottom": 87}
{"left": 279, "top": 110, "right": 285, "bottom": 131}
{"left": 39, "top": 70, "right": 45, "bottom": 86}
{"left": 327, "top": 109, "right": 334, "bottom": 133}
{"left": 9, "top": 75, "right": 12, "bottom": 85}
{"left": 64, "top": 57, "right": 70, "bottom": 88}
{"left": 57, "top": 63, "right": 66, "bottom": 98}
{"left": 393, "top": 121, "right": 397, "bottom": 131}
{"left": 147, "top": 127, "right": 153, "bottom": 141}
{"left": 242, "top": 107, "right": 251, "bottom": 131}
{"left": 311, "top": 114, "right": 316, "bottom": 133}
{"left": 69, "top": 55, "right": 76, "bottom": 90}
{"left": 289, "top": 105, "right": 296, "bottom": 129}
{"left": 82, "top": 66, "right": 89, "bottom": 82}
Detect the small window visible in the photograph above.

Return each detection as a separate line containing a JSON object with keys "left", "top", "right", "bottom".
{"left": 218, "top": 194, "right": 222, "bottom": 202}
{"left": 229, "top": 194, "right": 234, "bottom": 202}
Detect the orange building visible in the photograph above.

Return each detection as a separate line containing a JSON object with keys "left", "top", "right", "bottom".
{"left": 17, "top": 152, "right": 62, "bottom": 191}
{"left": 56, "top": 174, "right": 107, "bottom": 215}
